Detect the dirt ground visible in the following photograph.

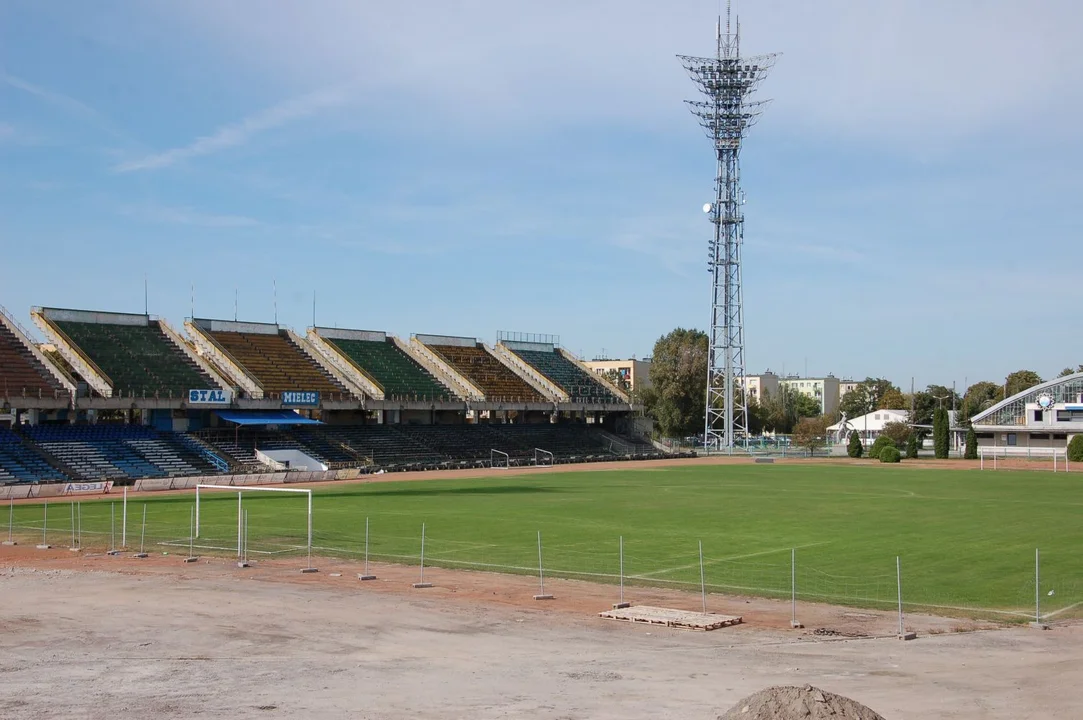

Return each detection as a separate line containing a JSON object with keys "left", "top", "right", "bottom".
{"left": 2, "top": 546, "right": 1081, "bottom": 719}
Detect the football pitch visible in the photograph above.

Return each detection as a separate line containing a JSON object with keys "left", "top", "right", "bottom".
{"left": 7, "top": 462, "right": 1083, "bottom": 619}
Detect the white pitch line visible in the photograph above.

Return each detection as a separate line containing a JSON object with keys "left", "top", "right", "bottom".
{"left": 636, "top": 541, "right": 831, "bottom": 579}
{"left": 1045, "top": 601, "right": 1083, "bottom": 618}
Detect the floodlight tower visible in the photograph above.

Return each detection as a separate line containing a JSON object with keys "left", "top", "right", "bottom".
{"left": 678, "top": 5, "right": 777, "bottom": 451}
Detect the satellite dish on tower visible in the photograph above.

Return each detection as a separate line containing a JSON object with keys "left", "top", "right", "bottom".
{"left": 702, "top": 203, "right": 713, "bottom": 213}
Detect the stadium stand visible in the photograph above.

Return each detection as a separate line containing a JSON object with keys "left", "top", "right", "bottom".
{"left": 324, "top": 337, "right": 453, "bottom": 401}
{"left": 50, "top": 316, "right": 216, "bottom": 398}
{"left": 0, "top": 428, "right": 66, "bottom": 483}
{"left": 0, "top": 314, "right": 68, "bottom": 399}
{"left": 22, "top": 425, "right": 221, "bottom": 481}
{"left": 512, "top": 348, "right": 620, "bottom": 403}
{"left": 427, "top": 343, "right": 543, "bottom": 403}
{"left": 201, "top": 328, "right": 349, "bottom": 398}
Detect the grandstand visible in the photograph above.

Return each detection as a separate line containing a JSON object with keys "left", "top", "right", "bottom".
{"left": 31, "top": 308, "right": 223, "bottom": 399}
{"left": 0, "top": 306, "right": 73, "bottom": 405}
{"left": 187, "top": 319, "right": 357, "bottom": 402}
{"left": 309, "top": 328, "right": 457, "bottom": 402}
{"left": 501, "top": 340, "right": 625, "bottom": 405}
{"left": 415, "top": 335, "right": 546, "bottom": 404}
{"left": 0, "top": 302, "right": 657, "bottom": 487}
{"left": 22, "top": 425, "right": 223, "bottom": 481}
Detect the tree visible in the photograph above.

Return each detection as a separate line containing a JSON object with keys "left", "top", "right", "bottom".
{"left": 878, "top": 387, "right": 907, "bottom": 410}
{"left": 759, "top": 385, "right": 822, "bottom": 435}
{"left": 840, "top": 378, "right": 899, "bottom": 418}
{"left": 640, "top": 328, "right": 708, "bottom": 438}
{"left": 964, "top": 426, "right": 978, "bottom": 460}
{"left": 906, "top": 434, "right": 919, "bottom": 459}
{"left": 880, "top": 421, "right": 911, "bottom": 448}
{"left": 933, "top": 407, "right": 950, "bottom": 459}
{"left": 1058, "top": 365, "right": 1083, "bottom": 378}
{"left": 792, "top": 416, "right": 831, "bottom": 457}
{"left": 879, "top": 446, "right": 902, "bottom": 463}
{"left": 847, "top": 431, "right": 863, "bottom": 458}
{"left": 1068, "top": 435, "right": 1083, "bottom": 463}
{"left": 868, "top": 435, "right": 895, "bottom": 460}
{"left": 1004, "top": 370, "right": 1042, "bottom": 399}
{"left": 962, "top": 381, "right": 1003, "bottom": 420}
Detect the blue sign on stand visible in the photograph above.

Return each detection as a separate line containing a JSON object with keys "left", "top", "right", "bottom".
{"left": 282, "top": 391, "right": 320, "bottom": 407}
{"left": 188, "top": 389, "right": 232, "bottom": 405}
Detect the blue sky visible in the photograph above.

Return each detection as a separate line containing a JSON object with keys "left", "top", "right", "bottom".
{"left": 2, "top": 0, "right": 1081, "bottom": 389}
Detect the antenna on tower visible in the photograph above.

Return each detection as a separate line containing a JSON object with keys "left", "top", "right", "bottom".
{"left": 678, "top": 8, "right": 779, "bottom": 451}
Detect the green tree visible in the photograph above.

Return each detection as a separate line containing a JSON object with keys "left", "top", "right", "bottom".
{"left": 880, "top": 421, "right": 911, "bottom": 448}
{"left": 640, "top": 328, "right": 708, "bottom": 438}
{"left": 759, "top": 385, "right": 822, "bottom": 434}
{"left": 868, "top": 435, "right": 895, "bottom": 460}
{"left": 1058, "top": 365, "right": 1083, "bottom": 378}
{"left": 906, "top": 434, "right": 919, "bottom": 459}
{"left": 1068, "top": 435, "right": 1083, "bottom": 463}
{"left": 879, "top": 446, "right": 902, "bottom": 463}
{"left": 964, "top": 426, "right": 978, "bottom": 460}
{"left": 1004, "top": 370, "right": 1042, "bottom": 399}
{"left": 878, "top": 387, "right": 907, "bottom": 410}
{"left": 840, "top": 378, "right": 899, "bottom": 418}
{"left": 847, "top": 431, "right": 863, "bottom": 458}
{"left": 962, "top": 381, "right": 1003, "bottom": 420}
{"left": 933, "top": 407, "right": 950, "bottom": 459}
{"left": 792, "top": 416, "right": 831, "bottom": 457}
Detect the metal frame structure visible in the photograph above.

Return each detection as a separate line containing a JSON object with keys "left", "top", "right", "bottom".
{"left": 679, "top": 4, "right": 777, "bottom": 450}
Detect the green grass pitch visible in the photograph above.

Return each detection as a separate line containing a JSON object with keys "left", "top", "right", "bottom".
{"left": 7, "top": 462, "right": 1083, "bottom": 619}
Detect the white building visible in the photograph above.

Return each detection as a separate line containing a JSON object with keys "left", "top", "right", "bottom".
{"left": 971, "top": 372, "right": 1083, "bottom": 449}
{"left": 828, "top": 409, "right": 909, "bottom": 445}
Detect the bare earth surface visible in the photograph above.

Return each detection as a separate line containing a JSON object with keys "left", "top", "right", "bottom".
{"left": 2, "top": 546, "right": 1081, "bottom": 719}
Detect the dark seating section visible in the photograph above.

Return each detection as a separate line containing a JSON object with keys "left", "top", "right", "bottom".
{"left": 0, "top": 322, "right": 66, "bottom": 399}
{"left": 429, "top": 344, "right": 542, "bottom": 402}
{"left": 0, "top": 429, "right": 66, "bottom": 483}
{"left": 206, "top": 330, "right": 349, "bottom": 398}
{"left": 53, "top": 319, "right": 213, "bottom": 398}
{"left": 513, "top": 349, "right": 621, "bottom": 403}
{"left": 20, "top": 425, "right": 221, "bottom": 481}
{"left": 293, "top": 425, "right": 444, "bottom": 470}
{"left": 326, "top": 338, "right": 453, "bottom": 401}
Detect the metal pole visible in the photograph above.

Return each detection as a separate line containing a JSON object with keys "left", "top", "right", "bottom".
{"left": 189, "top": 507, "right": 195, "bottom": 559}
{"left": 699, "top": 540, "right": 707, "bottom": 615}
{"left": 110, "top": 502, "right": 116, "bottom": 553}
{"left": 122, "top": 487, "right": 127, "bottom": 548}
{"left": 139, "top": 504, "right": 147, "bottom": 554}
{"left": 195, "top": 485, "right": 200, "bottom": 537}
{"left": 77, "top": 502, "right": 81, "bottom": 548}
{"left": 538, "top": 531, "right": 545, "bottom": 596}
{"left": 791, "top": 548, "right": 797, "bottom": 627}
{"left": 307, "top": 491, "right": 313, "bottom": 571}
{"left": 71, "top": 501, "right": 75, "bottom": 548}
{"left": 896, "top": 556, "right": 904, "bottom": 636}
{"left": 245, "top": 509, "right": 249, "bottom": 564}
{"left": 237, "top": 492, "right": 243, "bottom": 559}
{"left": 1035, "top": 548, "right": 1041, "bottom": 625}
{"left": 619, "top": 536, "right": 625, "bottom": 606}
{"left": 5, "top": 497, "right": 12, "bottom": 545}
{"left": 42, "top": 501, "right": 48, "bottom": 546}
{"left": 420, "top": 523, "right": 426, "bottom": 583}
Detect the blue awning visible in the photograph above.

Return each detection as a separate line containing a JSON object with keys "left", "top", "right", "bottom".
{"left": 214, "top": 410, "right": 322, "bottom": 426}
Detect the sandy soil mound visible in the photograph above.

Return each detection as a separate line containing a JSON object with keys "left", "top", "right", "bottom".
{"left": 719, "top": 684, "right": 886, "bottom": 720}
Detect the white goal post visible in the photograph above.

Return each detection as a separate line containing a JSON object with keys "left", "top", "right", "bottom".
{"left": 534, "top": 448, "right": 554, "bottom": 467}
{"left": 195, "top": 485, "right": 312, "bottom": 559}
{"left": 979, "top": 447, "right": 1069, "bottom": 472}
{"left": 490, "top": 449, "right": 510, "bottom": 469}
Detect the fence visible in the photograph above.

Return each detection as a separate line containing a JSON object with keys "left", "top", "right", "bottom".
{"left": 3, "top": 496, "right": 1080, "bottom": 625}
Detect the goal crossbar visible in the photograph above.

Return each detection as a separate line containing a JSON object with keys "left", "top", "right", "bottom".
{"left": 490, "top": 449, "right": 510, "bottom": 469}
{"left": 195, "top": 485, "right": 312, "bottom": 557}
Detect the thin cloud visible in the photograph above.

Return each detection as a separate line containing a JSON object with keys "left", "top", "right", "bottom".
{"left": 120, "top": 203, "right": 262, "bottom": 228}
{"left": 1, "top": 72, "right": 133, "bottom": 143}
{"left": 113, "top": 86, "right": 352, "bottom": 172}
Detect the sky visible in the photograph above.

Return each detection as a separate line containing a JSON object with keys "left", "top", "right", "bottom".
{"left": 2, "top": 0, "right": 1081, "bottom": 390}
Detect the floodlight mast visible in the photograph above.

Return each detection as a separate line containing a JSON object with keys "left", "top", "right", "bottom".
{"left": 678, "top": 3, "right": 777, "bottom": 452}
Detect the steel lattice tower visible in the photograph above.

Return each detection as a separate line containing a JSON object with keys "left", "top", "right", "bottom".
{"left": 678, "top": 6, "right": 777, "bottom": 451}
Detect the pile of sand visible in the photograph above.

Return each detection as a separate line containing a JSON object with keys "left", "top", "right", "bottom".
{"left": 719, "top": 684, "right": 886, "bottom": 720}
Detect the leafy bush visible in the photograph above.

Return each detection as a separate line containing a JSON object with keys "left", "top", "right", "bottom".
{"left": 1069, "top": 435, "right": 1083, "bottom": 463}
{"left": 964, "top": 426, "right": 978, "bottom": 460}
{"left": 879, "top": 446, "right": 902, "bottom": 463}
{"left": 868, "top": 435, "right": 895, "bottom": 460}
{"left": 906, "top": 434, "right": 919, "bottom": 459}
{"left": 847, "top": 431, "right": 863, "bottom": 458}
